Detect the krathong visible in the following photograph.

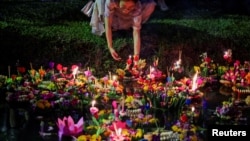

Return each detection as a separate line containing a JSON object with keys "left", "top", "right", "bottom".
{"left": 4, "top": 49, "right": 250, "bottom": 140}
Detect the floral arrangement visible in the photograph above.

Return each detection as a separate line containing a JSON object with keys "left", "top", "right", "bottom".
{"left": 171, "top": 112, "right": 200, "bottom": 141}
{"left": 214, "top": 100, "right": 239, "bottom": 121}
{"left": 214, "top": 100, "right": 232, "bottom": 119}
{"left": 219, "top": 49, "right": 250, "bottom": 87}
{"left": 195, "top": 52, "right": 217, "bottom": 77}
{"left": 1, "top": 53, "right": 213, "bottom": 140}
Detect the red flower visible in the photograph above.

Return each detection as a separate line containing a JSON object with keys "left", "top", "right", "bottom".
{"left": 11, "top": 74, "right": 17, "bottom": 80}
{"left": 180, "top": 114, "right": 188, "bottom": 123}
{"left": 17, "top": 67, "right": 26, "bottom": 74}
{"left": 57, "top": 64, "right": 63, "bottom": 71}
{"left": 204, "top": 57, "right": 211, "bottom": 63}
{"left": 71, "top": 65, "right": 78, "bottom": 71}
{"left": 133, "top": 55, "right": 139, "bottom": 61}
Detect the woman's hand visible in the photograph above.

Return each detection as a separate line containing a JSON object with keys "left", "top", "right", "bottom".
{"left": 109, "top": 48, "right": 121, "bottom": 61}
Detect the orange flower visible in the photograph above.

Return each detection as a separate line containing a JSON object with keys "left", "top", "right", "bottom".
{"left": 36, "top": 101, "right": 45, "bottom": 109}
{"left": 44, "top": 100, "right": 51, "bottom": 108}
{"left": 39, "top": 67, "right": 46, "bottom": 78}
{"left": 245, "top": 72, "right": 250, "bottom": 85}
{"left": 103, "top": 130, "right": 111, "bottom": 137}
{"left": 36, "top": 100, "right": 51, "bottom": 109}
{"left": 29, "top": 69, "right": 36, "bottom": 77}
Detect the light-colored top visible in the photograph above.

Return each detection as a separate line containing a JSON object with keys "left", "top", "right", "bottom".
{"left": 104, "top": 0, "right": 142, "bottom": 31}
{"left": 90, "top": 0, "right": 156, "bottom": 36}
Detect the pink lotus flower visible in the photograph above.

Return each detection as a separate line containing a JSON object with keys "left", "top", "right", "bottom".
{"left": 57, "top": 116, "right": 84, "bottom": 140}
{"left": 84, "top": 70, "right": 92, "bottom": 77}
{"left": 109, "top": 122, "right": 126, "bottom": 141}
{"left": 109, "top": 120, "right": 127, "bottom": 131}
{"left": 102, "top": 75, "right": 109, "bottom": 83}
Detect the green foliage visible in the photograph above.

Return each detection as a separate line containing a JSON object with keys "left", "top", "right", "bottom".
{"left": 0, "top": 0, "right": 250, "bottom": 76}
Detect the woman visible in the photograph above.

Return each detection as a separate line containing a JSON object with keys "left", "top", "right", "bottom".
{"left": 91, "top": 0, "right": 156, "bottom": 63}
{"left": 104, "top": 0, "right": 156, "bottom": 62}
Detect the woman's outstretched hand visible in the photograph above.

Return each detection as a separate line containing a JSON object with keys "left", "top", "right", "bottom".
{"left": 109, "top": 48, "right": 121, "bottom": 61}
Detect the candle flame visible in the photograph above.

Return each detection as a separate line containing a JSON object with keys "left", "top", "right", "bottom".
{"left": 191, "top": 71, "right": 198, "bottom": 91}
{"left": 191, "top": 106, "right": 195, "bottom": 112}
{"left": 91, "top": 100, "right": 96, "bottom": 107}
{"left": 112, "top": 75, "right": 117, "bottom": 81}
{"left": 72, "top": 66, "right": 79, "bottom": 79}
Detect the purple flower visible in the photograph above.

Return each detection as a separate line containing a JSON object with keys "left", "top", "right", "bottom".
{"left": 49, "top": 61, "right": 55, "bottom": 69}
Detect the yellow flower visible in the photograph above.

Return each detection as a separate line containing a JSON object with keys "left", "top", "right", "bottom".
{"left": 121, "top": 129, "right": 130, "bottom": 137}
{"left": 179, "top": 133, "right": 185, "bottom": 140}
{"left": 98, "top": 110, "right": 106, "bottom": 116}
{"left": 125, "top": 96, "right": 134, "bottom": 103}
{"left": 148, "top": 118, "right": 158, "bottom": 123}
{"left": 167, "top": 89, "right": 175, "bottom": 97}
{"left": 245, "top": 96, "right": 250, "bottom": 106}
{"left": 190, "top": 125, "right": 197, "bottom": 133}
{"left": 134, "top": 118, "right": 141, "bottom": 123}
{"left": 194, "top": 66, "right": 200, "bottom": 72}
{"left": 143, "top": 85, "right": 149, "bottom": 92}
{"left": 135, "top": 129, "right": 143, "bottom": 138}
{"left": 171, "top": 125, "right": 179, "bottom": 132}
{"left": 90, "top": 134, "right": 101, "bottom": 141}
{"left": 116, "top": 69, "right": 125, "bottom": 77}
{"left": 137, "top": 59, "right": 146, "bottom": 70}
{"left": 151, "top": 83, "right": 156, "bottom": 90}
{"left": 77, "top": 135, "right": 88, "bottom": 141}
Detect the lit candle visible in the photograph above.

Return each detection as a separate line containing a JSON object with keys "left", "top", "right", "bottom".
{"left": 191, "top": 106, "right": 195, "bottom": 123}
{"left": 113, "top": 75, "right": 117, "bottom": 81}
{"left": 191, "top": 106, "right": 195, "bottom": 113}
{"left": 223, "top": 49, "right": 232, "bottom": 60}
{"left": 92, "top": 100, "right": 96, "bottom": 107}
{"left": 153, "top": 57, "right": 159, "bottom": 67}
{"left": 127, "top": 55, "right": 132, "bottom": 65}
{"left": 72, "top": 66, "right": 79, "bottom": 79}
{"left": 112, "top": 75, "right": 119, "bottom": 87}
{"left": 90, "top": 100, "right": 99, "bottom": 118}
{"left": 191, "top": 71, "right": 198, "bottom": 92}
{"left": 149, "top": 66, "right": 154, "bottom": 78}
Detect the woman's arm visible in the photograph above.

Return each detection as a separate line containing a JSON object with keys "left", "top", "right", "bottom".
{"left": 104, "top": 16, "right": 121, "bottom": 60}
